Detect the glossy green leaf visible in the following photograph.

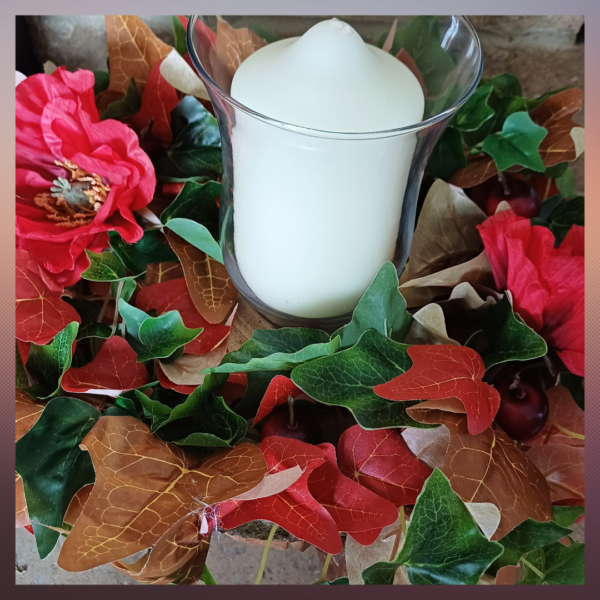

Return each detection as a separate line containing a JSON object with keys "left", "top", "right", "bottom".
{"left": 118, "top": 299, "right": 202, "bottom": 362}
{"left": 100, "top": 78, "right": 142, "bottom": 121}
{"left": 427, "top": 127, "right": 467, "bottom": 181}
{"left": 519, "top": 540, "right": 584, "bottom": 585}
{"left": 292, "top": 329, "right": 428, "bottom": 430}
{"left": 154, "top": 96, "right": 222, "bottom": 178}
{"left": 552, "top": 506, "right": 585, "bottom": 528}
{"left": 555, "top": 168, "right": 577, "bottom": 199}
{"left": 93, "top": 70, "right": 110, "bottom": 97}
{"left": 109, "top": 230, "right": 177, "bottom": 277}
{"left": 165, "top": 218, "right": 223, "bottom": 263}
{"left": 81, "top": 250, "right": 132, "bottom": 282}
{"left": 452, "top": 84, "right": 495, "bottom": 132}
{"left": 172, "top": 15, "right": 187, "bottom": 56}
{"left": 482, "top": 112, "right": 548, "bottom": 172}
{"left": 111, "top": 278, "right": 137, "bottom": 305}
{"left": 362, "top": 469, "right": 503, "bottom": 585}
{"left": 76, "top": 322, "right": 113, "bottom": 341}
{"left": 332, "top": 262, "right": 412, "bottom": 349}
{"left": 200, "top": 564, "right": 217, "bottom": 585}
{"left": 467, "top": 293, "right": 547, "bottom": 370}
{"left": 24, "top": 322, "right": 78, "bottom": 400}
{"left": 548, "top": 196, "right": 584, "bottom": 244}
{"left": 15, "top": 397, "right": 100, "bottom": 558}
{"left": 557, "top": 374, "right": 584, "bottom": 411}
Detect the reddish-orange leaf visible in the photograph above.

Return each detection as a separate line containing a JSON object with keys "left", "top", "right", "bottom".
{"left": 375, "top": 345, "right": 500, "bottom": 436}
{"left": 16, "top": 250, "right": 81, "bottom": 345}
{"left": 529, "top": 88, "right": 583, "bottom": 167}
{"left": 166, "top": 231, "right": 238, "bottom": 324}
{"left": 130, "top": 59, "right": 179, "bottom": 146}
{"left": 62, "top": 337, "right": 149, "bottom": 394}
{"left": 407, "top": 400, "right": 554, "bottom": 539}
{"left": 526, "top": 386, "right": 584, "bottom": 448}
{"left": 136, "top": 278, "right": 231, "bottom": 354}
{"left": 336, "top": 425, "right": 432, "bottom": 509}
{"left": 525, "top": 445, "right": 584, "bottom": 506}
{"left": 58, "top": 417, "right": 267, "bottom": 571}
{"left": 218, "top": 437, "right": 343, "bottom": 554}
{"left": 307, "top": 443, "right": 398, "bottom": 545}
{"left": 16, "top": 389, "right": 44, "bottom": 442}
{"left": 112, "top": 513, "right": 210, "bottom": 585}
{"left": 64, "top": 485, "right": 94, "bottom": 526}
{"left": 253, "top": 375, "right": 302, "bottom": 426}
{"left": 105, "top": 15, "right": 172, "bottom": 96}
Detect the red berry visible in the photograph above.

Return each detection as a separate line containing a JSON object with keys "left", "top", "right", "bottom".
{"left": 485, "top": 174, "right": 540, "bottom": 218}
{"left": 494, "top": 376, "right": 549, "bottom": 441}
{"left": 260, "top": 404, "right": 320, "bottom": 444}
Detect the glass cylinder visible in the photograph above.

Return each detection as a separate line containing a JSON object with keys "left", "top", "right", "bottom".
{"left": 187, "top": 16, "right": 483, "bottom": 329}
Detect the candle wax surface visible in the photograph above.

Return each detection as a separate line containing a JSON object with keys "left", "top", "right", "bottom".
{"left": 229, "top": 19, "right": 425, "bottom": 319}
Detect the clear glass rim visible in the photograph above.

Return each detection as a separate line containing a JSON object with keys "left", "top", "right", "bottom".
{"left": 187, "top": 15, "right": 484, "bottom": 137}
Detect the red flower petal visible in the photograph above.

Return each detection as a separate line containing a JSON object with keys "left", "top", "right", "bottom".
{"left": 374, "top": 345, "right": 500, "bottom": 435}
{"left": 218, "top": 437, "right": 343, "bottom": 554}
{"left": 62, "top": 336, "right": 149, "bottom": 393}
{"left": 136, "top": 278, "right": 231, "bottom": 354}
{"left": 16, "top": 250, "right": 81, "bottom": 345}
{"left": 253, "top": 375, "right": 302, "bottom": 426}
{"left": 307, "top": 443, "right": 398, "bottom": 544}
{"left": 337, "top": 425, "right": 432, "bottom": 508}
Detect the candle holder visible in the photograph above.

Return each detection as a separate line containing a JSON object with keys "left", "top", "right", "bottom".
{"left": 187, "top": 16, "right": 483, "bottom": 329}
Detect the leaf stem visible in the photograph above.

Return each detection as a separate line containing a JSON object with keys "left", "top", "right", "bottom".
{"left": 315, "top": 553, "right": 332, "bottom": 584}
{"left": 389, "top": 507, "right": 407, "bottom": 561}
{"left": 521, "top": 556, "right": 545, "bottom": 581}
{"left": 254, "top": 523, "right": 278, "bottom": 585}
{"left": 552, "top": 421, "right": 585, "bottom": 440}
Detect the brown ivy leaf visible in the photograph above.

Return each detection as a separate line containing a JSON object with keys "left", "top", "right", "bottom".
{"left": 64, "top": 485, "right": 94, "bottom": 526}
{"left": 525, "top": 445, "right": 584, "bottom": 506}
{"left": 166, "top": 231, "right": 237, "bottom": 324}
{"left": 529, "top": 88, "right": 584, "bottom": 167}
{"left": 16, "top": 473, "right": 29, "bottom": 528}
{"left": 16, "top": 389, "right": 44, "bottom": 442}
{"left": 399, "top": 251, "right": 494, "bottom": 309}
{"left": 404, "top": 303, "right": 459, "bottom": 346}
{"left": 144, "top": 261, "right": 184, "bottom": 286}
{"left": 112, "top": 513, "right": 210, "bottom": 585}
{"left": 400, "top": 180, "right": 487, "bottom": 283}
{"left": 105, "top": 16, "right": 172, "bottom": 96}
{"left": 407, "top": 398, "right": 554, "bottom": 539}
{"left": 213, "top": 18, "right": 267, "bottom": 91}
{"left": 58, "top": 417, "right": 267, "bottom": 571}
{"left": 495, "top": 564, "right": 524, "bottom": 585}
{"left": 449, "top": 154, "right": 499, "bottom": 189}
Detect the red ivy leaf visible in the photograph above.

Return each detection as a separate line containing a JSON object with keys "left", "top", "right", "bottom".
{"left": 218, "top": 437, "right": 343, "bottom": 554}
{"left": 307, "top": 443, "right": 398, "bottom": 545}
{"left": 62, "top": 337, "right": 149, "bottom": 393}
{"left": 16, "top": 250, "right": 81, "bottom": 345}
{"left": 253, "top": 375, "right": 302, "bottom": 426}
{"left": 374, "top": 345, "right": 500, "bottom": 435}
{"left": 130, "top": 59, "right": 180, "bottom": 146}
{"left": 337, "top": 425, "right": 432, "bottom": 508}
{"left": 136, "top": 278, "right": 231, "bottom": 355}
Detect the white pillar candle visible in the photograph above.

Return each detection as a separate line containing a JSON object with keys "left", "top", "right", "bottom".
{"left": 230, "top": 19, "right": 424, "bottom": 319}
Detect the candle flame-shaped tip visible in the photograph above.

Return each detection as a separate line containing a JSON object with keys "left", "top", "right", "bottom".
{"left": 328, "top": 18, "right": 353, "bottom": 34}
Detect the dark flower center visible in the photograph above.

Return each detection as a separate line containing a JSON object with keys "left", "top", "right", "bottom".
{"left": 34, "top": 159, "right": 110, "bottom": 228}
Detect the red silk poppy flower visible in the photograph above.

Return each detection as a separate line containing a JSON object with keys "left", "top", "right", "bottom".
{"left": 16, "top": 67, "right": 155, "bottom": 287}
{"left": 478, "top": 210, "right": 584, "bottom": 376}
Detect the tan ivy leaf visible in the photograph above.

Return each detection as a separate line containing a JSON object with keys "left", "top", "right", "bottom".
{"left": 64, "top": 484, "right": 94, "bottom": 526}
{"left": 58, "top": 417, "right": 267, "bottom": 571}
{"left": 16, "top": 389, "right": 44, "bottom": 442}
{"left": 407, "top": 399, "right": 554, "bottom": 539}
{"left": 166, "top": 230, "right": 237, "bottom": 324}
{"left": 144, "top": 261, "right": 184, "bottom": 286}
{"left": 159, "top": 345, "right": 229, "bottom": 386}
{"left": 403, "top": 303, "right": 459, "bottom": 346}
{"left": 105, "top": 16, "right": 172, "bottom": 96}
{"left": 449, "top": 154, "right": 499, "bottom": 189}
{"left": 400, "top": 180, "right": 487, "bottom": 283}
{"left": 16, "top": 473, "right": 29, "bottom": 528}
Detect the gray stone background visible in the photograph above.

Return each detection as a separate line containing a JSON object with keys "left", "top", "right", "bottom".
{"left": 17, "top": 15, "right": 584, "bottom": 585}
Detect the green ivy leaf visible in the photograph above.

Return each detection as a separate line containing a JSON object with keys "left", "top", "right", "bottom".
{"left": 451, "top": 84, "right": 495, "bottom": 132}
{"left": 108, "top": 230, "right": 178, "bottom": 277}
{"left": 81, "top": 250, "right": 134, "bottom": 282}
{"left": 15, "top": 397, "right": 100, "bottom": 559}
{"left": 557, "top": 373, "right": 584, "bottom": 411}
{"left": 552, "top": 506, "right": 585, "bottom": 528}
{"left": 222, "top": 329, "right": 331, "bottom": 419}
{"left": 482, "top": 112, "right": 548, "bottom": 172}
{"left": 16, "top": 340, "right": 29, "bottom": 389}
{"left": 555, "top": 168, "right": 577, "bottom": 199}
{"left": 427, "top": 127, "right": 467, "bottom": 181}
{"left": 93, "top": 70, "right": 110, "bottom": 97}
{"left": 292, "top": 329, "right": 427, "bottom": 430}
{"left": 154, "top": 96, "right": 222, "bottom": 178}
{"left": 548, "top": 197, "right": 584, "bottom": 244}
{"left": 24, "top": 322, "right": 78, "bottom": 400}
{"left": 165, "top": 219, "right": 223, "bottom": 263}
{"left": 467, "top": 293, "right": 547, "bottom": 370}
{"left": 172, "top": 15, "right": 187, "bottom": 56}
{"left": 111, "top": 278, "right": 137, "bottom": 304}
{"left": 519, "top": 540, "right": 584, "bottom": 585}
{"left": 100, "top": 78, "right": 142, "bottom": 121}
{"left": 76, "top": 322, "right": 113, "bottom": 341}
{"left": 492, "top": 517, "right": 573, "bottom": 573}
{"left": 119, "top": 299, "right": 202, "bottom": 362}
{"left": 362, "top": 469, "right": 503, "bottom": 584}
{"left": 332, "top": 262, "right": 412, "bottom": 349}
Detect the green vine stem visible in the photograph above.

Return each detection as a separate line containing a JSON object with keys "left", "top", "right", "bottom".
{"left": 521, "top": 556, "right": 545, "bottom": 582}
{"left": 314, "top": 553, "right": 332, "bottom": 584}
{"left": 254, "top": 523, "right": 278, "bottom": 585}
